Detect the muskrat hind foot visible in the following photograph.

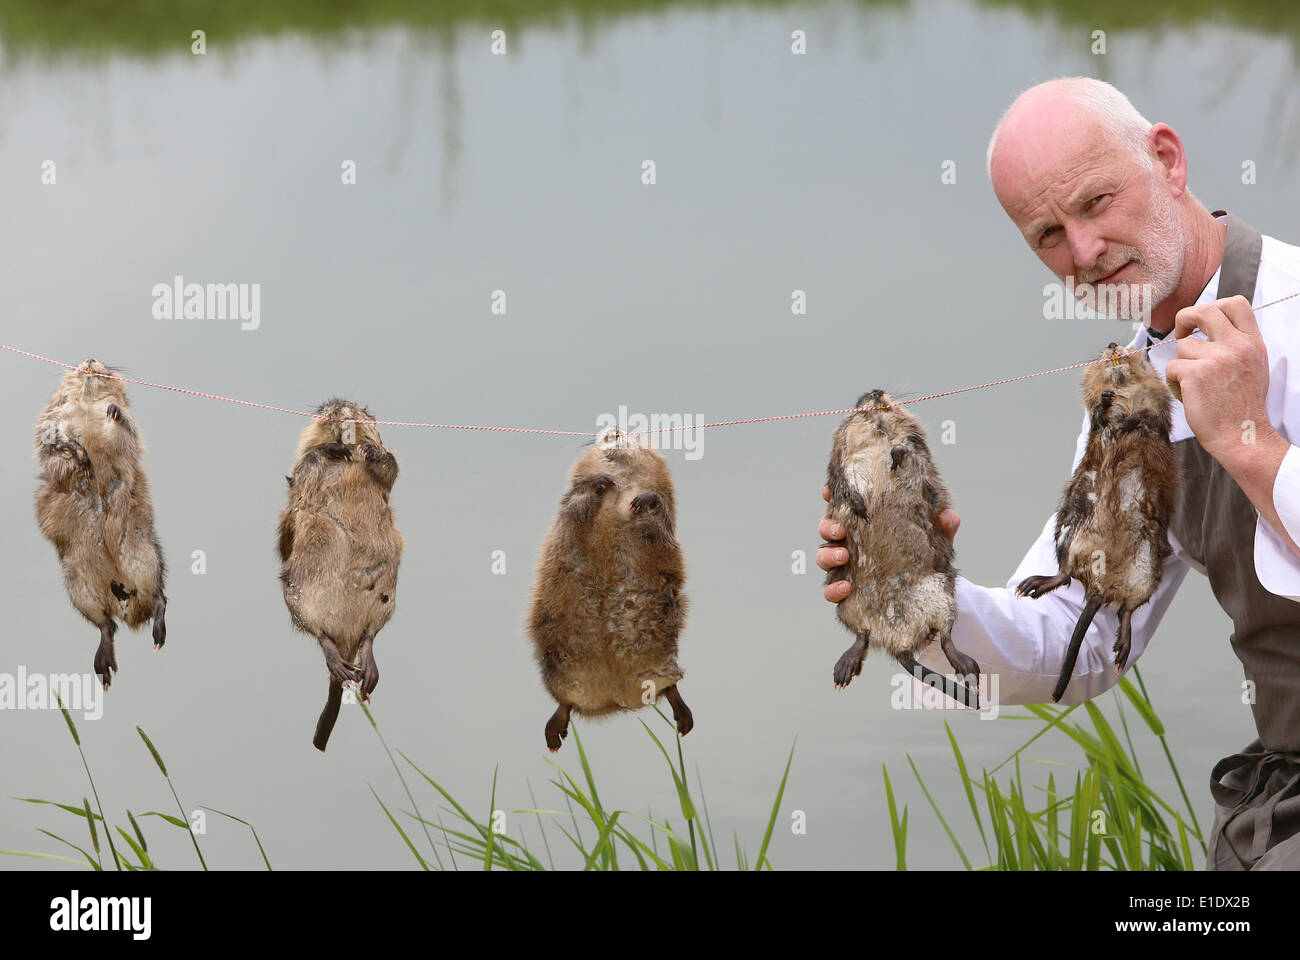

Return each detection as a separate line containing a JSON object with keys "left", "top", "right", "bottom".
{"left": 358, "top": 643, "right": 379, "bottom": 701}
{"left": 663, "top": 684, "right": 693, "bottom": 737}
{"left": 545, "top": 704, "right": 571, "bottom": 752}
{"left": 323, "top": 648, "right": 362, "bottom": 685}
{"left": 833, "top": 634, "right": 867, "bottom": 689}
{"left": 93, "top": 626, "right": 118, "bottom": 690}
{"left": 939, "top": 632, "right": 980, "bottom": 681}
{"left": 151, "top": 596, "right": 167, "bottom": 650}
{"left": 1112, "top": 636, "right": 1131, "bottom": 671}
{"left": 1016, "top": 572, "right": 1068, "bottom": 599}
{"left": 1113, "top": 608, "right": 1133, "bottom": 671}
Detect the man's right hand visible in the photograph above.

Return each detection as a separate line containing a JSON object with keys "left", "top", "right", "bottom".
{"left": 816, "top": 485, "right": 961, "bottom": 602}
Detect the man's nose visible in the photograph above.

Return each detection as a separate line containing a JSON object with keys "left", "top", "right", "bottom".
{"left": 1066, "top": 222, "right": 1106, "bottom": 271}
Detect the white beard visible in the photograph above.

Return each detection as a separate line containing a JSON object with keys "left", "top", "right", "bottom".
{"left": 1077, "top": 175, "right": 1186, "bottom": 322}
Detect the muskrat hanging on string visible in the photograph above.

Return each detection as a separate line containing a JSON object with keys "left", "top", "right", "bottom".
{"left": 824, "top": 389, "right": 980, "bottom": 707}
{"left": 278, "top": 399, "right": 404, "bottom": 751}
{"left": 1015, "top": 343, "right": 1177, "bottom": 702}
{"left": 528, "top": 427, "right": 693, "bottom": 752}
{"left": 34, "top": 359, "right": 168, "bottom": 690}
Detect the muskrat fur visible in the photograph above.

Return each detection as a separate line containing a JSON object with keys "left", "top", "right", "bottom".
{"left": 278, "top": 399, "right": 404, "bottom": 751}
{"left": 34, "top": 359, "right": 167, "bottom": 690}
{"left": 825, "top": 389, "right": 979, "bottom": 706}
{"left": 528, "top": 428, "right": 692, "bottom": 752}
{"left": 1016, "top": 343, "right": 1177, "bottom": 702}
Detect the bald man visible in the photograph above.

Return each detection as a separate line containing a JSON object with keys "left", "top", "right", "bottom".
{"left": 817, "top": 77, "right": 1300, "bottom": 870}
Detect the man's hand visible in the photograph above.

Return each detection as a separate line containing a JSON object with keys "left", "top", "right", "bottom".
{"left": 1166, "top": 294, "right": 1300, "bottom": 560}
{"left": 1165, "top": 295, "right": 1278, "bottom": 463}
{"left": 816, "top": 486, "right": 960, "bottom": 602}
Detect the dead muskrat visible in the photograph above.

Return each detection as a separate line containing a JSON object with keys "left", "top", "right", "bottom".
{"left": 278, "top": 399, "right": 404, "bottom": 751}
{"left": 528, "top": 427, "right": 692, "bottom": 752}
{"left": 825, "top": 389, "right": 979, "bottom": 707}
{"left": 1016, "top": 343, "right": 1176, "bottom": 702}
{"left": 34, "top": 359, "right": 167, "bottom": 690}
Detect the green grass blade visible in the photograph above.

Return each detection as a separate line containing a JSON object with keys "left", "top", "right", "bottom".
{"left": 694, "top": 767, "right": 722, "bottom": 871}
{"left": 755, "top": 740, "right": 795, "bottom": 871}
{"left": 1132, "top": 667, "right": 1205, "bottom": 854}
{"left": 882, "top": 764, "right": 907, "bottom": 871}
{"left": 81, "top": 798, "right": 101, "bottom": 865}
{"left": 126, "top": 810, "right": 148, "bottom": 856}
{"left": 0, "top": 849, "right": 88, "bottom": 865}
{"left": 53, "top": 692, "right": 119, "bottom": 871}
{"left": 1117, "top": 674, "right": 1165, "bottom": 736}
{"left": 1177, "top": 814, "right": 1195, "bottom": 870}
{"left": 14, "top": 797, "right": 106, "bottom": 819}
{"left": 136, "top": 727, "right": 205, "bottom": 870}
{"left": 114, "top": 826, "right": 151, "bottom": 870}
{"left": 360, "top": 701, "right": 444, "bottom": 870}
{"left": 201, "top": 806, "right": 272, "bottom": 870}
{"left": 484, "top": 767, "right": 499, "bottom": 872}
{"left": 639, "top": 720, "right": 696, "bottom": 822}
{"left": 526, "top": 780, "right": 556, "bottom": 871}
{"left": 370, "top": 786, "right": 430, "bottom": 870}
{"left": 906, "top": 752, "right": 971, "bottom": 870}
{"left": 581, "top": 811, "right": 624, "bottom": 871}
{"left": 945, "top": 721, "right": 990, "bottom": 862}
{"left": 1113, "top": 688, "right": 1144, "bottom": 779}
{"left": 140, "top": 811, "right": 188, "bottom": 829}
{"left": 37, "top": 829, "right": 101, "bottom": 870}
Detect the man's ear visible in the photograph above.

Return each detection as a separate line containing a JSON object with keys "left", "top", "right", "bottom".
{"left": 1148, "top": 123, "right": 1187, "bottom": 196}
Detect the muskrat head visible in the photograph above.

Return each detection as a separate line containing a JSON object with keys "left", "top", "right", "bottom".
{"left": 838, "top": 389, "right": 922, "bottom": 451}
{"left": 574, "top": 426, "right": 674, "bottom": 503}
{"left": 1082, "top": 342, "right": 1170, "bottom": 411}
{"left": 299, "top": 397, "right": 385, "bottom": 453}
{"left": 65, "top": 358, "right": 127, "bottom": 405}
{"left": 852, "top": 389, "right": 892, "bottom": 415}
{"left": 590, "top": 426, "right": 668, "bottom": 475}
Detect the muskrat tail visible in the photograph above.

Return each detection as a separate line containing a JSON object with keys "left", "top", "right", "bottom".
{"left": 313, "top": 678, "right": 344, "bottom": 752}
{"left": 897, "top": 653, "right": 980, "bottom": 710}
{"left": 1051, "top": 597, "right": 1103, "bottom": 703}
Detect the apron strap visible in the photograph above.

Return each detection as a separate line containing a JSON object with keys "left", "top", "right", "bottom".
{"left": 1210, "top": 210, "right": 1263, "bottom": 302}
{"left": 1210, "top": 746, "right": 1300, "bottom": 869}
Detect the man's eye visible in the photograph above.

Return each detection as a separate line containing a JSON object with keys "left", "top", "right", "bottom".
{"left": 1039, "top": 225, "right": 1059, "bottom": 243}
{"left": 1088, "top": 193, "right": 1109, "bottom": 208}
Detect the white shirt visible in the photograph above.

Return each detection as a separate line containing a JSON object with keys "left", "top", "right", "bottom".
{"left": 916, "top": 216, "right": 1300, "bottom": 706}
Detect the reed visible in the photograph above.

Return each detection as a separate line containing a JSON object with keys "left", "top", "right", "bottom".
{"left": 885, "top": 667, "right": 1205, "bottom": 870}
{"left": 1, "top": 697, "right": 269, "bottom": 870}
{"left": 365, "top": 702, "right": 796, "bottom": 870}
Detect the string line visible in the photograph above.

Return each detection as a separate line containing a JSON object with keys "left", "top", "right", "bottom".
{"left": 4, "top": 289, "right": 1296, "bottom": 438}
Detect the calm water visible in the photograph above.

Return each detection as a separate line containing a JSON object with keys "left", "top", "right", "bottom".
{"left": 2, "top": 0, "right": 1299, "bottom": 870}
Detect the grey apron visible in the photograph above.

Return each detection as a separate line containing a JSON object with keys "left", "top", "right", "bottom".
{"left": 1167, "top": 211, "right": 1300, "bottom": 870}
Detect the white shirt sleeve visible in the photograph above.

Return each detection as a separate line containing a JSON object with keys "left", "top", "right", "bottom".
{"left": 1255, "top": 443, "right": 1300, "bottom": 602}
{"left": 913, "top": 410, "right": 1190, "bottom": 707}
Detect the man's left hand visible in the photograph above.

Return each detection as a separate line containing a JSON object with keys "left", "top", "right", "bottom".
{"left": 1165, "top": 294, "right": 1279, "bottom": 462}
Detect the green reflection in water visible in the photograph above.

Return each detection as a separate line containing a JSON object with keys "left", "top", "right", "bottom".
{"left": 0, "top": 0, "right": 1296, "bottom": 61}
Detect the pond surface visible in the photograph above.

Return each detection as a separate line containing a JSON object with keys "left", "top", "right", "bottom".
{"left": 1, "top": 0, "right": 1298, "bottom": 869}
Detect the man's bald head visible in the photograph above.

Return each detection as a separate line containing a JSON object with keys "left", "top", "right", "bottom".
{"left": 987, "top": 78, "right": 1154, "bottom": 187}
{"left": 985, "top": 77, "right": 1196, "bottom": 324}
